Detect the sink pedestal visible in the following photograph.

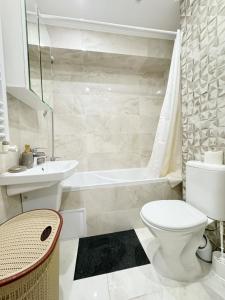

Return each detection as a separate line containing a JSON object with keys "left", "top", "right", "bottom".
{"left": 21, "top": 182, "right": 63, "bottom": 212}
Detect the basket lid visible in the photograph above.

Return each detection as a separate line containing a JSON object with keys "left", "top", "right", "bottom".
{"left": 0, "top": 209, "right": 62, "bottom": 287}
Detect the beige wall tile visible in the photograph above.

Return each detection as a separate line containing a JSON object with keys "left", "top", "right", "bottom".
{"left": 49, "top": 28, "right": 172, "bottom": 171}
{"left": 48, "top": 26, "right": 173, "bottom": 59}
{"left": 52, "top": 48, "right": 169, "bottom": 170}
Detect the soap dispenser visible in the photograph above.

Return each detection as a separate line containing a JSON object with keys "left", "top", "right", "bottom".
{"left": 21, "top": 144, "right": 34, "bottom": 169}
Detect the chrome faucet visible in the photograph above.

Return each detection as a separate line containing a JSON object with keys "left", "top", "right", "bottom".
{"left": 50, "top": 156, "right": 61, "bottom": 161}
{"left": 32, "top": 147, "right": 47, "bottom": 165}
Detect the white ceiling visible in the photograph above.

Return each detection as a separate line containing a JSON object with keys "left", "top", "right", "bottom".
{"left": 35, "top": 0, "right": 180, "bottom": 31}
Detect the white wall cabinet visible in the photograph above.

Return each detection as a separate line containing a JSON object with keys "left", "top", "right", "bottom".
{"left": 0, "top": 0, "right": 52, "bottom": 111}
{"left": 0, "top": 19, "right": 9, "bottom": 141}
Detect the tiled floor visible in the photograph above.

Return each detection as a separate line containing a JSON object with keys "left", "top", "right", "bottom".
{"left": 59, "top": 228, "right": 225, "bottom": 300}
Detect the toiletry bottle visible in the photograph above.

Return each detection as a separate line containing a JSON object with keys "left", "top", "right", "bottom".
{"left": 2, "top": 141, "right": 9, "bottom": 153}
{"left": 21, "top": 144, "right": 34, "bottom": 169}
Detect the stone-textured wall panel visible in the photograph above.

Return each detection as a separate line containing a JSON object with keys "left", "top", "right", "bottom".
{"left": 181, "top": 0, "right": 225, "bottom": 194}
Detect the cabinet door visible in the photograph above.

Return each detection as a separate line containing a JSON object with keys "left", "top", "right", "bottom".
{"left": 25, "top": 0, "right": 43, "bottom": 100}
{"left": 39, "top": 16, "right": 54, "bottom": 108}
{"left": 0, "top": 19, "right": 9, "bottom": 141}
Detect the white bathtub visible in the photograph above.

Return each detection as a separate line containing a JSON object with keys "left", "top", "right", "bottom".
{"left": 61, "top": 168, "right": 182, "bottom": 237}
{"left": 62, "top": 168, "right": 167, "bottom": 192}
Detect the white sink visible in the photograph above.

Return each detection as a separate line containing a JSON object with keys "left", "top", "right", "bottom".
{"left": 0, "top": 160, "right": 78, "bottom": 211}
{"left": 0, "top": 160, "right": 78, "bottom": 185}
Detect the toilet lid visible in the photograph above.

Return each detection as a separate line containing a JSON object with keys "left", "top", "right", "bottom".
{"left": 141, "top": 200, "right": 207, "bottom": 231}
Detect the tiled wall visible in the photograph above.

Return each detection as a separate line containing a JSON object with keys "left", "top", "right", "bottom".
{"left": 51, "top": 28, "right": 173, "bottom": 171}
{"left": 7, "top": 95, "right": 51, "bottom": 154}
{"left": 47, "top": 25, "right": 173, "bottom": 58}
{"left": 181, "top": 0, "right": 225, "bottom": 190}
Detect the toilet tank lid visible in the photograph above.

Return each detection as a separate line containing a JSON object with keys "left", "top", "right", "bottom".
{"left": 187, "top": 161, "right": 225, "bottom": 171}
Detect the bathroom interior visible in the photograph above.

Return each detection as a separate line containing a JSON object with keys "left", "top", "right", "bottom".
{"left": 0, "top": 0, "right": 225, "bottom": 299}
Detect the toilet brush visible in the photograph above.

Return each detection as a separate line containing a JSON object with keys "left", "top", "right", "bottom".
{"left": 212, "top": 221, "right": 225, "bottom": 280}
{"left": 219, "top": 221, "right": 224, "bottom": 263}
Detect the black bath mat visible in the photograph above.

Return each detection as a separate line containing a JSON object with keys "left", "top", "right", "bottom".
{"left": 74, "top": 229, "right": 150, "bottom": 280}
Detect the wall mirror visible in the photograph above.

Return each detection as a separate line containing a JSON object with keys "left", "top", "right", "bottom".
{"left": 25, "top": 0, "right": 42, "bottom": 100}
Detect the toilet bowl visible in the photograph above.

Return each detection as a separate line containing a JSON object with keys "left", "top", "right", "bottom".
{"left": 140, "top": 161, "right": 225, "bottom": 282}
{"left": 140, "top": 200, "right": 208, "bottom": 282}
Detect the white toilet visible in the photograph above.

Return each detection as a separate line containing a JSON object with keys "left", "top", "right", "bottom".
{"left": 141, "top": 161, "right": 225, "bottom": 282}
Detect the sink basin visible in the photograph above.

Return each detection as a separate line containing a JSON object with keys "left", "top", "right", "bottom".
{"left": 0, "top": 160, "right": 79, "bottom": 202}
{"left": 0, "top": 160, "right": 78, "bottom": 185}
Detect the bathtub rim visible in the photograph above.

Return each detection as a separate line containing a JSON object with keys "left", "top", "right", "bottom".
{"left": 62, "top": 168, "right": 168, "bottom": 192}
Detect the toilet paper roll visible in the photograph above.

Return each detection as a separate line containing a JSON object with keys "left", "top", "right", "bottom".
{"left": 204, "top": 151, "right": 223, "bottom": 165}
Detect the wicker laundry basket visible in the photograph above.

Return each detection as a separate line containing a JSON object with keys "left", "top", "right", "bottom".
{"left": 0, "top": 209, "right": 63, "bottom": 300}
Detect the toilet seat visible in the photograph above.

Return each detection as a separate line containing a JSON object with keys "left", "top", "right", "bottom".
{"left": 141, "top": 200, "right": 208, "bottom": 232}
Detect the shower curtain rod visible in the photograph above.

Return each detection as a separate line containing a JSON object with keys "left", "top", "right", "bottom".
{"left": 32, "top": 11, "right": 177, "bottom": 40}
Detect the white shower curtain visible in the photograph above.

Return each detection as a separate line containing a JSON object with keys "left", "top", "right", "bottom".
{"left": 148, "top": 30, "right": 182, "bottom": 187}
